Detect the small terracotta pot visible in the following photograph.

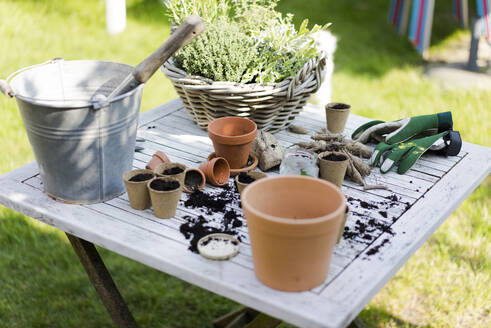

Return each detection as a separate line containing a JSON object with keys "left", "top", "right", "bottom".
{"left": 207, "top": 117, "right": 257, "bottom": 169}
{"left": 123, "top": 169, "right": 155, "bottom": 210}
{"left": 325, "top": 102, "right": 351, "bottom": 133}
{"left": 207, "top": 152, "right": 258, "bottom": 176}
{"left": 183, "top": 168, "right": 206, "bottom": 193}
{"left": 147, "top": 177, "right": 182, "bottom": 219}
{"left": 318, "top": 151, "right": 349, "bottom": 187}
{"left": 337, "top": 206, "right": 349, "bottom": 243}
{"left": 154, "top": 162, "right": 186, "bottom": 186}
{"left": 242, "top": 176, "right": 346, "bottom": 292}
{"left": 235, "top": 171, "right": 268, "bottom": 196}
{"left": 199, "top": 157, "right": 230, "bottom": 186}
{"left": 146, "top": 151, "right": 170, "bottom": 170}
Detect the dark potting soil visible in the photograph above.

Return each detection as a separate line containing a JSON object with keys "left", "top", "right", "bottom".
{"left": 162, "top": 167, "right": 184, "bottom": 175}
{"left": 150, "top": 179, "right": 180, "bottom": 191}
{"left": 322, "top": 153, "right": 347, "bottom": 161}
{"left": 184, "top": 170, "right": 203, "bottom": 191}
{"left": 366, "top": 238, "right": 390, "bottom": 256}
{"left": 129, "top": 173, "right": 153, "bottom": 182}
{"left": 238, "top": 172, "right": 255, "bottom": 184}
{"left": 329, "top": 103, "right": 350, "bottom": 110}
{"left": 179, "top": 180, "right": 245, "bottom": 253}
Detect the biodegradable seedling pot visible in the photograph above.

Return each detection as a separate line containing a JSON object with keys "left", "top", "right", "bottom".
{"left": 325, "top": 102, "right": 351, "bottom": 133}
{"left": 235, "top": 171, "right": 268, "bottom": 196}
{"left": 147, "top": 177, "right": 182, "bottom": 219}
{"left": 337, "top": 206, "right": 349, "bottom": 243}
{"left": 318, "top": 151, "right": 349, "bottom": 187}
{"left": 154, "top": 162, "right": 186, "bottom": 186}
{"left": 208, "top": 152, "right": 258, "bottom": 176}
{"left": 123, "top": 169, "right": 155, "bottom": 210}
{"left": 207, "top": 116, "right": 257, "bottom": 169}
{"left": 146, "top": 151, "right": 170, "bottom": 170}
{"left": 242, "top": 176, "right": 346, "bottom": 292}
{"left": 199, "top": 157, "right": 230, "bottom": 186}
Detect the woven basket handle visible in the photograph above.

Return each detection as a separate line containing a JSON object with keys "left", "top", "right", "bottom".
{"left": 286, "top": 52, "right": 327, "bottom": 101}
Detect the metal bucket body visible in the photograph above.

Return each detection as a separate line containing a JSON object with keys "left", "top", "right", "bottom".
{"left": 10, "top": 60, "right": 143, "bottom": 204}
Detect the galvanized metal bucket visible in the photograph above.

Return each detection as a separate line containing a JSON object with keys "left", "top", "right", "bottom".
{"left": 5, "top": 59, "right": 143, "bottom": 204}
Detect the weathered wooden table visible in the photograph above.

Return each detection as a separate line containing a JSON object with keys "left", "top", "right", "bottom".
{"left": 1, "top": 99, "right": 489, "bottom": 328}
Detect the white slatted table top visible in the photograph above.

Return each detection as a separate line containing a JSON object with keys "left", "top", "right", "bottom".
{"left": 1, "top": 99, "right": 490, "bottom": 328}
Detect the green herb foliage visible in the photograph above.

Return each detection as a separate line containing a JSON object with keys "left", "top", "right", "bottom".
{"left": 165, "top": 0, "right": 329, "bottom": 84}
{"left": 173, "top": 21, "right": 257, "bottom": 83}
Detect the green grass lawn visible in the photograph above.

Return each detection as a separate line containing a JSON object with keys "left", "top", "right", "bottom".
{"left": 0, "top": 0, "right": 489, "bottom": 327}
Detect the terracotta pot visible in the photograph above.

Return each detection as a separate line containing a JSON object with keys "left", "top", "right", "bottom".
{"left": 325, "top": 102, "right": 351, "bottom": 133}
{"left": 147, "top": 177, "right": 182, "bottom": 219}
{"left": 146, "top": 151, "right": 170, "bottom": 170}
{"left": 122, "top": 169, "right": 155, "bottom": 210}
{"left": 317, "top": 151, "right": 349, "bottom": 187}
{"left": 337, "top": 206, "right": 349, "bottom": 243}
{"left": 153, "top": 162, "right": 186, "bottom": 186}
{"left": 207, "top": 117, "right": 257, "bottom": 169}
{"left": 235, "top": 171, "right": 268, "bottom": 196}
{"left": 199, "top": 157, "right": 230, "bottom": 186}
{"left": 207, "top": 152, "right": 258, "bottom": 176}
{"left": 242, "top": 176, "right": 346, "bottom": 292}
{"left": 183, "top": 168, "right": 206, "bottom": 193}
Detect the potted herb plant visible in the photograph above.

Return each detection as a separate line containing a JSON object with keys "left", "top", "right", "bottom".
{"left": 163, "top": 0, "right": 330, "bottom": 132}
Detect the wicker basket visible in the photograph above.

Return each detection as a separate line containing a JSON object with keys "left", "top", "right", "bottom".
{"left": 162, "top": 52, "right": 327, "bottom": 132}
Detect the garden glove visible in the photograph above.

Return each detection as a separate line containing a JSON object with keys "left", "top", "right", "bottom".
{"left": 370, "top": 130, "right": 462, "bottom": 174}
{"left": 351, "top": 111, "right": 453, "bottom": 144}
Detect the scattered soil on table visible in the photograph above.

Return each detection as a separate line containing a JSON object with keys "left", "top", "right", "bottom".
{"left": 129, "top": 173, "right": 153, "bottom": 182}
{"left": 184, "top": 170, "right": 203, "bottom": 191}
{"left": 322, "top": 153, "right": 347, "bottom": 161}
{"left": 366, "top": 238, "right": 390, "bottom": 256}
{"left": 238, "top": 172, "right": 255, "bottom": 184}
{"left": 179, "top": 181, "right": 245, "bottom": 253}
{"left": 149, "top": 179, "right": 179, "bottom": 191}
{"left": 162, "top": 167, "right": 184, "bottom": 175}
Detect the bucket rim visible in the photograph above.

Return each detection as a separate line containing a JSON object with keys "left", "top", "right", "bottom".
{"left": 9, "top": 59, "right": 144, "bottom": 109}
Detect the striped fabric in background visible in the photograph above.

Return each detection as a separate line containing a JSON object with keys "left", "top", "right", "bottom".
{"left": 388, "top": 0, "right": 412, "bottom": 34}
{"left": 389, "top": 0, "right": 491, "bottom": 55}
{"left": 453, "top": 0, "right": 469, "bottom": 28}
{"left": 476, "top": 0, "right": 491, "bottom": 42}
{"left": 408, "top": 0, "right": 435, "bottom": 55}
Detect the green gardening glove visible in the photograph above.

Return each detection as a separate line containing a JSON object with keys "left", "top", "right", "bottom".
{"left": 370, "top": 130, "right": 462, "bottom": 174}
{"left": 352, "top": 112, "right": 453, "bottom": 144}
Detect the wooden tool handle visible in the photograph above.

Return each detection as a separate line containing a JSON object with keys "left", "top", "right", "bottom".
{"left": 133, "top": 15, "right": 205, "bottom": 83}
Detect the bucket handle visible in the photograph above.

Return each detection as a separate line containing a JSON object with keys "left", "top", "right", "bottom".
{"left": 0, "top": 58, "right": 64, "bottom": 98}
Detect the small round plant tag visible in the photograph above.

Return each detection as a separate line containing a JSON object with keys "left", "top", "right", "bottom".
{"left": 197, "top": 233, "right": 240, "bottom": 260}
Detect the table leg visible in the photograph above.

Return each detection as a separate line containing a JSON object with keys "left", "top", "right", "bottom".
{"left": 66, "top": 233, "right": 138, "bottom": 328}
{"left": 213, "top": 307, "right": 281, "bottom": 328}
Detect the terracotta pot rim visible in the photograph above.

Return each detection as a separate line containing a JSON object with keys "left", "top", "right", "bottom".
{"left": 208, "top": 116, "right": 257, "bottom": 145}
{"left": 123, "top": 169, "right": 155, "bottom": 184}
{"left": 147, "top": 177, "right": 182, "bottom": 194}
{"left": 242, "top": 175, "right": 346, "bottom": 225}
{"left": 183, "top": 168, "right": 206, "bottom": 192}
{"left": 207, "top": 152, "right": 258, "bottom": 176}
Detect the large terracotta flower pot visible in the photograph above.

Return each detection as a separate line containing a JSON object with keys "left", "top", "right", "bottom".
{"left": 199, "top": 157, "right": 230, "bottom": 186}
{"left": 207, "top": 117, "right": 257, "bottom": 169}
{"left": 242, "top": 176, "right": 346, "bottom": 292}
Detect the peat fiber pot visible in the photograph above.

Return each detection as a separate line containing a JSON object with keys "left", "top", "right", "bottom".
{"left": 241, "top": 176, "right": 346, "bottom": 292}
{"left": 207, "top": 117, "right": 257, "bottom": 169}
